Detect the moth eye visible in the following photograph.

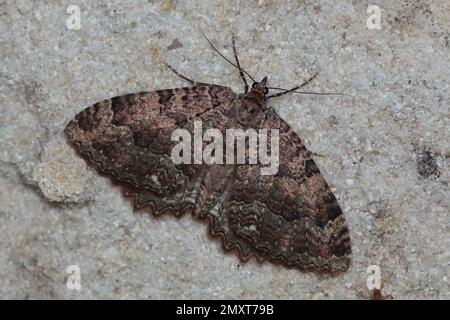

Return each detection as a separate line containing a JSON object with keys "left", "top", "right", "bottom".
{"left": 251, "top": 82, "right": 257, "bottom": 88}
{"left": 264, "top": 88, "right": 269, "bottom": 94}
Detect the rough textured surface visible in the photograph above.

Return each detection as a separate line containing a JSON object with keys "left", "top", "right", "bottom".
{"left": 0, "top": 0, "right": 448, "bottom": 299}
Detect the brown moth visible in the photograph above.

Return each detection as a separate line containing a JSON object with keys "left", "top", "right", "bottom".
{"left": 64, "top": 35, "right": 351, "bottom": 275}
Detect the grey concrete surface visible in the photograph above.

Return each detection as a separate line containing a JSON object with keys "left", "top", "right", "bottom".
{"left": 0, "top": 0, "right": 448, "bottom": 299}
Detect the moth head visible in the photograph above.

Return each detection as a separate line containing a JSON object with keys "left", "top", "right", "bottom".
{"left": 251, "top": 76, "right": 269, "bottom": 96}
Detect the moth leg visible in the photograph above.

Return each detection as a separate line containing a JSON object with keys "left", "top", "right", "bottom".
{"left": 164, "top": 62, "right": 197, "bottom": 85}
{"left": 267, "top": 72, "right": 318, "bottom": 98}
{"left": 232, "top": 34, "right": 249, "bottom": 93}
{"left": 310, "top": 151, "right": 325, "bottom": 158}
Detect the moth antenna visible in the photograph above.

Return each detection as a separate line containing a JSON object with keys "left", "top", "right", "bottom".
{"left": 267, "top": 87, "right": 355, "bottom": 99}
{"left": 232, "top": 34, "right": 249, "bottom": 93}
{"left": 200, "top": 30, "right": 257, "bottom": 83}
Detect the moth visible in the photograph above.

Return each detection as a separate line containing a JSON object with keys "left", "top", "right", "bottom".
{"left": 64, "top": 34, "right": 351, "bottom": 275}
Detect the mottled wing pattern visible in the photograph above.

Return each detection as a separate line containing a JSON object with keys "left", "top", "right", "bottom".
{"left": 65, "top": 85, "right": 351, "bottom": 275}
{"left": 64, "top": 85, "right": 237, "bottom": 215}
{"left": 206, "top": 109, "right": 351, "bottom": 274}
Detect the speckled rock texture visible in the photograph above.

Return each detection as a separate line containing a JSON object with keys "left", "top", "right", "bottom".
{"left": 0, "top": 0, "right": 448, "bottom": 299}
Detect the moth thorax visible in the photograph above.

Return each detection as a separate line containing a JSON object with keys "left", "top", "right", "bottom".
{"left": 237, "top": 97, "right": 265, "bottom": 127}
